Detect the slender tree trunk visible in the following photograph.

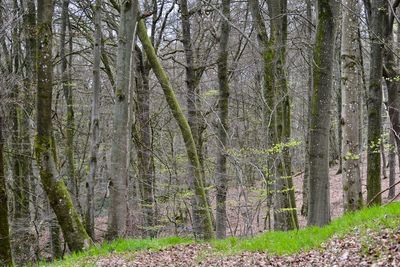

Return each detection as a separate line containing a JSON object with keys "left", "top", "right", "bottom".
{"left": 60, "top": 0, "right": 78, "bottom": 210}
{"left": 107, "top": 0, "right": 138, "bottom": 240}
{"left": 340, "top": 0, "right": 362, "bottom": 212}
{"left": 388, "top": 131, "right": 396, "bottom": 199}
{"left": 307, "top": 0, "right": 338, "bottom": 227}
{"left": 366, "top": 0, "right": 386, "bottom": 206}
{"left": 137, "top": 18, "right": 214, "bottom": 240}
{"left": 178, "top": 0, "right": 209, "bottom": 238}
{"left": 0, "top": 116, "right": 12, "bottom": 266}
{"left": 86, "top": 0, "right": 102, "bottom": 240}
{"left": 9, "top": 0, "right": 33, "bottom": 263}
{"left": 301, "top": 0, "right": 313, "bottom": 218}
{"left": 35, "top": 0, "right": 91, "bottom": 252}
{"left": 215, "top": 0, "right": 231, "bottom": 239}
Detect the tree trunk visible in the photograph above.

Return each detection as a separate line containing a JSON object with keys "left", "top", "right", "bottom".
{"left": 137, "top": 18, "right": 214, "bottom": 240}
{"left": 250, "top": 0, "right": 298, "bottom": 230}
{"left": 340, "top": 0, "right": 362, "bottom": 212}
{"left": 106, "top": 0, "right": 138, "bottom": 240}
{"left": 60, "top": 0, "right": 79, "bottom": 210}
{"left": 35, "top": 0, "right": 91, "bottom": 252}
{"left": 267, "top": 0, "right": 298, "bottom": 231}
{"left": 86, "top": 0, "right": 102, "bottom": 240}
{"left": 178, "top": 0, "right": 210, "bottom": 238}
{"left": 0, "top": 116, "right": 12, "bottom": 266}
{"left": 301, "top": 0, "right": 313, "bottom": 218}
{"left": 134, "top": 46, "right": 156, "bottom": 238}
{"left": 215, "top": 0, "right": 231, "bottom": 239}
{"left": 307, "top": 0, "right": 338, "bottom": 227}
{"left": 388, "top": 131, "right": 396, "bottom": 199}
{"left": 366, "top": 0, "right": 386, "bottom": 206}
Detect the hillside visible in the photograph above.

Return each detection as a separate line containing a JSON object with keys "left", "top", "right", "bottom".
{"left": 46, "top": 202, "right": 400, "bottom": 267}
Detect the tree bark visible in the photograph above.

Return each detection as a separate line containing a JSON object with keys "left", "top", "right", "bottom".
{"left": 35, "top": 0, "right": 92, "bottom": 252}
{"left": 215, "top": 0, "right": 231, "bottom": 239}
{"left": 60, "top": 0, "right": 79, "bottom": 210}
{"left": 307, "top": 0, "right": 338, "bottom": 227}
{"left": 134, "top": 46, "right": 156, "bottom": 238}
{"left": 86, "top": 0, "right": 102, "bottom": 240}
{"left": 0, "top": 116, "right": 12, "bottom": 266}
{"left": 137, "top": 18, "right": 214, "bottom": 240}
{"left": 340, "top": 0, "right": 363, "bottom": 212}
{"left": 107, "top": 0, "right": 138, "bottom": 240}
{"left": 366, "top": 0, "right": 386, "bottom": 206}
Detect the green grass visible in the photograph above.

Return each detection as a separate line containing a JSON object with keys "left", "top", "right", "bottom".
{"left": 45, "top": 202, "right": 400, "bottom": 266}
{"left": 41, "top": 236, "right": 193, "bottom": 266}
{"left": 211, "top": 202, "right": 400, "bottom": 255}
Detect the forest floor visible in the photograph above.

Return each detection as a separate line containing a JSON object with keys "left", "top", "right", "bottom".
{"left": 45, "top": 160, "right": 400, "bottom": 266}
{"left": 47, "top": 202, "right": 400, "bottom": 266}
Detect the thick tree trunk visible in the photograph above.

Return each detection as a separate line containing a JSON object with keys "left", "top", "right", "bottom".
{"left": 35, "top": 0, "right": 91, "bottom": 252}
{"left": 134, "top": 47, "right": 156, "bottom": 238}
{"left": 366, "top": 0, "right": 386, "bottom": 206}
{"left": 268, "top": 0, "right": 298, "bottom": 231}
{"left": 106, "top": 0, "right": 138, "bottom": 240}
{"left": 250, "top": 0, "right": 298, "bottom": 230}
{"left": 308, "top": 0, "right": 338, "bottom": 227}
{"left": 0, "top": 116, "right": 12, "bottom": 266}
{"left": 215, "top": 0, "right": 231, "bottom": 239}
{"left": 137, "top": 18, "right": 214, "bottom": 240}
{"left": 86, "top": 0, "right": 102, "bottom": 240}
{"left": 340, "top": 0, "right": 362, "bottom": 212}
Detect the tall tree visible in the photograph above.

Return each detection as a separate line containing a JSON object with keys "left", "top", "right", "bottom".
{"left": 0, "top": 116, "right": 12, "bottom": 266}
{"left": 86, "top": 0, "right": 102, "bottom": 239}
{"left": 366, "top": 0, "right": 386, "bottom": 206}
{"left": 249, "top": 0, "right": 298, "bottom": 230}
{"left": 107, "top": 0, "right": 138, "bottom": 240}
{"left": 178, "top": 0, "right": 211, "bottom": 237}
{"left": 137, "top": 16, "right": 214, "bottom": 240}
{"left": 341, "top": 0, "right": 362, "bottom": 212}
{"left": 215, "top": 0, "right": 231, "bottom": 239}
{"left": 35, "top": 0, "right": 91, "bottom": 252}
{"left": 10, "top": 0, "right": 33, "bottom": 263}
{"left": 307, "top": 0, "right": 338, "bottom": 226}
{"left": 60, "top": 0, "right": 79, "bottom": 209}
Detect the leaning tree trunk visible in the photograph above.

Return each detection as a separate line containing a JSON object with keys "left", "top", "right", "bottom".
{"left": 340, "top": 0, "right": 362, "bottom": 212}
{"left": 86, "top": 0, "right": 102, "bottom": 239}
{"left": 215, "top": 0, "right": 231, "bottom": 239}
{"left": 106, "top": 0, "right": 138, "bottom": 240}
{"left": 137, "top": 18, "right": 214, "bottom": 240}
{"left": 366, "top": 0, "right": 386, "bottom": 206}
{"left": 35, "top": 0, "right": 91, "bottom": 252}
{"left": 307, "top": 0, "right": 338, "bottom": 227}
{"left": 0, "top": 116, "right": 12, "bottom": 266}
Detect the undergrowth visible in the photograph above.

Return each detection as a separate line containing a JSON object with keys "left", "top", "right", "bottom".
{"left": 43, "top": 202, "right": 400, "bottom": 266}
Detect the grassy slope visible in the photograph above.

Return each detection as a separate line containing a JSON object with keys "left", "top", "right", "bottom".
{"left": 46, "top": 202, "right": 400, "bottom": 266}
